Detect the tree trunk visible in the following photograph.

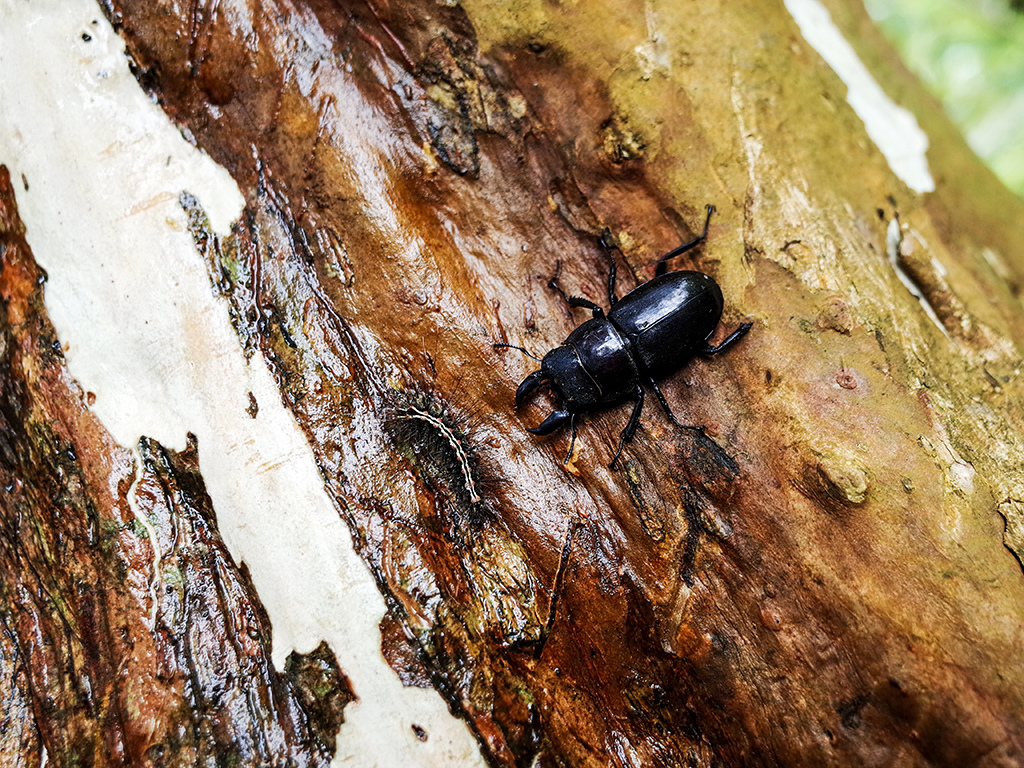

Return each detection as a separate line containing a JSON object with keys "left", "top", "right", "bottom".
{"left": 2, "top": 0, "right": 1024, "bottom": 766}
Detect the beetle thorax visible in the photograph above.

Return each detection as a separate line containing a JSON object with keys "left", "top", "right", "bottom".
{"left": 542, "top": 318, "right": 639, "bottom": 408}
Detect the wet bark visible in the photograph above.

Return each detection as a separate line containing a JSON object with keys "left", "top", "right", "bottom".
{"left": 6, "top": 0, "right": 1024, "bottom": 766}
{"left": 0, "top": 167, "right": 353, "bottom": 767}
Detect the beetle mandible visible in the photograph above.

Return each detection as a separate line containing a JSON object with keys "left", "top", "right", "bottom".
{"left": 497, "top": 205, "right": 752, "bottom": 468}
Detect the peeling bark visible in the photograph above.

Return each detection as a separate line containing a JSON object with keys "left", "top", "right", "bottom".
{"left": 0, "top": 166, "right": 349, "bottom": 766}
{"left": 7, "top": 0, "right": 1024, "bottom": 766}
{"left": 102, "top": 0, "right": 1024, "bottom": 765}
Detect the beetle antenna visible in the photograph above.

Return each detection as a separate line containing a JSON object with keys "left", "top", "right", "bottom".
{"left": 493, "top": 342, "right": 542, "bottom": 362}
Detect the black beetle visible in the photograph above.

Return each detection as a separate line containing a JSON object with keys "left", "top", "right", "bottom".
{"left": 497, "top": 205, "right": 751, "bottom": 468}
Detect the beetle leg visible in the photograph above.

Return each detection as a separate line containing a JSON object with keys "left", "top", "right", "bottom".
{"left": 700, "top": 321, "right": 753, "bottom": 356}
{"left": 515, "top": 369, "right": 548, "bottom": 407}
{"left": 598, "top": 227, "right": 619, "bottom": 307}
{"left": 646, "top": 376, "right": 679, "bottom": 426}
{"left": 610, "top": 386, "right": 645, "bottom": 469}
{"left": 528, "top": 408, "right": 572, "bottom": 436}
{"left": 548, "top": 275, "right": 606, "bottom": 319}
{"left": 571, "top": 296, "right": 606, "bottom": 319}
{"left": 655, "top": 204, "right": 715, "bottom": 277}
{"left": 646, "top": 376, "right": 706, "bottom": 434}
{"left": 563, "top": 412, "right": 578, "bottom": 465}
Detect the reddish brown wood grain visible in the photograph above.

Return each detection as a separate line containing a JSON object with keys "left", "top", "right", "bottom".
{"left": 7, "top": 0, "right": 1024, "bottom": 765}
{"left": 100, "top": 0, "right": 1024, "bottom": 765}
{"left": 0, "top": 165, "right": 351, "bottom": 768}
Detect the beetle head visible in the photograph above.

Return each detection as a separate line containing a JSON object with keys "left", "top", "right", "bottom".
{"left": 514, "top": 344, "right": 600, "bottom": 438}
{"left": 538, "top": 345, "right": 600, "bottom": 409}
{"left": 516, "top": 368, "right": 570, "bottom": 435}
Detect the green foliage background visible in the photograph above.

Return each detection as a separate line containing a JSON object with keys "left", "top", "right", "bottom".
{"left": 866, "top": 0, "right": 1024, "bottom": 196}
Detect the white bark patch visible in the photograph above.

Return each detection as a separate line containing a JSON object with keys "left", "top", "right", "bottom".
{"left": 634, "top": 0, "right": 671, "bottom": 79}
{"left": 0, "top": 2, "right": 485, "bottom": 766}
{"left": 885, "top": 215, "right": 950, "bottom": 338}
{"left": 126, "top": 447, "right": 164, "bottom": 628}
{"left": 784, "top": 0, "right": 936, "bottom": 194}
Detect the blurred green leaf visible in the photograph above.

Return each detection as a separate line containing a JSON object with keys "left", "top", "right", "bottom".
{"left": 866, "top": 0, "right": 1024, "bottom": 195}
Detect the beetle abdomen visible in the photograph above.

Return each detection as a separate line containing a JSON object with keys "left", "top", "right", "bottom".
{"left": 609, "top": 271, "right": 724, "bottom": 372}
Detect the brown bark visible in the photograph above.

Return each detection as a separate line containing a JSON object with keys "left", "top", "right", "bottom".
{"left": 6, "top": 0, "right": 1024, "bottom": 766}
{"left": 0, "top": 167, "right": 353, "bottom": 766}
